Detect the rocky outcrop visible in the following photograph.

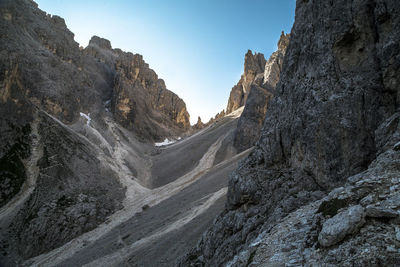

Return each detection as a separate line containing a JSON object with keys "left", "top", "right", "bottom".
{"left": 318, "top": 204, "right": 366, "bottom": 247}
{"left": 264, "top": 31, "right": 289, "bottom": 88}
{"left": 192, "top": 116, "right": 205, "bottom": 130}
{"left": 192, "top": 110, "right": 227, "bottom": 132}
{"left": 225, "top": 145, "right": 400, "bottom": 266}
{"left": 205, "top": 110, "right": 226, "bottom": 126}
{"left": 181, "top": 0, "right": 400, "bottom": 265}
{"left": 112, "top": 52, "right": 190, "bottom": 141}
{"left": 226, "top": 51, "right": 266, "bottom": 114}
{"left": 83, "top": 35, "right": 191, "bottom": 141}
{"left": 0, "top": 0, "right": 190, "bottom": 205}
{"left": 233, "top": 32, "right": 289, "bottom": 152}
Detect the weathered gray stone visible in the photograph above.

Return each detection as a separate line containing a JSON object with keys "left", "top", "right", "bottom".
{"left": 318, "top": 205, "right": 365, "bottom": 247}
{"left": 366, "top": 205, "right": 399, "bottom": 218}
{"left": 181, "top": 0, "right": 400, "bottom": 265}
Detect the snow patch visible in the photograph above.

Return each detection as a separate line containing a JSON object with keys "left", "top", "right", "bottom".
{"left": 154, "top": 138, "right": 177, "bottom": 147}
{"left": 80, "top": 112, "right": 92, "bottom": 126}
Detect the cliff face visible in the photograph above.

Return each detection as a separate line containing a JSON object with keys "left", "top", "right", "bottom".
{"left": 181, "top": 0, "right": 400, "bottom": 265}
{"left": 84, "top": 36, "right": 190, "bottom": 141}
{"left": 112, "top": 51, "right": 190, "bottom": 141}
{"left": 233, "top": 32, "right": 290, "bottom": 152}
{"left": 226, "top": 51, "right": 266, "bottom": 114}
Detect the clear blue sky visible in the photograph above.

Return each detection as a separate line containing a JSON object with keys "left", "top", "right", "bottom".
{"left": 35, "top": 0, "right": 296, "bottom": 124}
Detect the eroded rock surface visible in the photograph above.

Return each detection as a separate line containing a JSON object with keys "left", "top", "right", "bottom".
{"left": 180, "top": 0, "right": 400, "bottom": 265}
{"left": 318, "top": 205, "right": 365, "bottom": 247}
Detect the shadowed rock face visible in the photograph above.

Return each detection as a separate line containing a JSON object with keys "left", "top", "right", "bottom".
{"left": 180, "top": 0, "right": 400, "bottom": 265}
{"left": 233, "top": 32, "right": 290, "bottom": 152}
{"left": 0, "top": 0, "right": 125, "bottom": 260}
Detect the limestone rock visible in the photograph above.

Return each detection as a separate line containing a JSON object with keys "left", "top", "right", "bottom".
{"left": 233, "top": 84, "right": 273, "bottom": 152}
{"left": 318, "top": 205, "right": 365, "bottom": 247}
{"left": 263, "top": 32, "right": 290, "bottom": 89}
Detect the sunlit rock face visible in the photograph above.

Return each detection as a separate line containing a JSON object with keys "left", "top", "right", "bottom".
{"left": 180, "top": 0, "right": 400, "bottom": 265}
{"left": 83, "top": 35, "right": 190, "bottom": 141}
{"left": 226, "top": 51, "right": 266, "bottom": 114}
{"left": 192, "top": 116, "right": 205, "bottom": 130}
{"left": 233, "top": 32, "right": 290, "bottom": 152}
{"left": 112, "top": 52, "right": 190, "bottom": 141}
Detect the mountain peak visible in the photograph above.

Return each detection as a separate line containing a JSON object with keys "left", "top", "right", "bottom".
{"left": 244, "top": 50, "right": 266, "bottom": 75}
{"left": 88, "top": 35, "right": 112, "bottom": 50}
{"left": 278, "top": 31, "right": 290, "bottom": 51}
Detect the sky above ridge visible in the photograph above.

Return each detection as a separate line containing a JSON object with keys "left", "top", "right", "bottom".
{"left": 35, "top": 0, "right": 296, "bottom": 124}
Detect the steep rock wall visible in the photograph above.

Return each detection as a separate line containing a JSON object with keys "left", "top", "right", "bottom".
{"left": 181, "top": 0, "right": 400, "bottom": 265}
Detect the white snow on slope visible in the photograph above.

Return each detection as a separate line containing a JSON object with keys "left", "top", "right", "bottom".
{"left": 79, "top": 112, "right": 91, "bottom": 126}
{"left": 154, "top": 138, "right": 176, "bottom": 147}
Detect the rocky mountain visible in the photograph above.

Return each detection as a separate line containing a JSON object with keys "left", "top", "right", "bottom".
{"left": 192, "top": 116, "right": 205, "bottom": 130}
{"left": 0, "top": 0, "right": 189, "bottom": 144}
{"left": 84, "top": 35, "right": 190, "bottom": 141}
{"left": 111, "top": 48, "right": 190, "bottom": 140}
{"left": 234, "top": 32, "right": 290, "bottom": 152}
{"left": 0, "top": 0, "right": 190, "bottom": 263}
{"left": 2, "top": 0, "right": 400, "bottom": 266}
{"left": 181, "top": 0, "right": 400, "bottom": 266}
